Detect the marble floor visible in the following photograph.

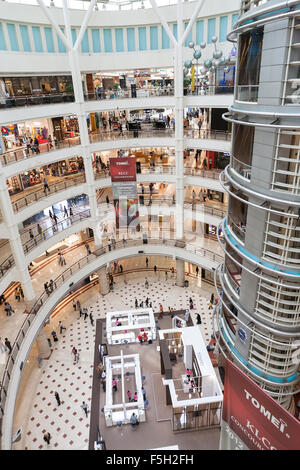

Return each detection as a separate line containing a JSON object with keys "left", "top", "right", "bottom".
{"left": 12, "top": 272, "right": 218, "bottom": 450}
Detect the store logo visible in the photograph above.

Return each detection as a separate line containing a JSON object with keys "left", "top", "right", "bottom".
{"left": 244, "top": 390, "right": 289, "bottom": 437}
{"left": 238, "top": 328, "right": 247, "bottom": 343}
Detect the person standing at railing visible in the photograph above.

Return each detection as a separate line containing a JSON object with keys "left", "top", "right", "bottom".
{"left": 34, "top": 137, "right": 40, "bottom": 154}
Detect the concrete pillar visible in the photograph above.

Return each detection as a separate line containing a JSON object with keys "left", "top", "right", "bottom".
{"left": 36, "top": 328, "right": 51, "bottom": 360}
{"left": 97, "top": 267, "right": 109, "bottom": 295}
{"left": 176, "top": 259, "right": 185, "bottom": 287}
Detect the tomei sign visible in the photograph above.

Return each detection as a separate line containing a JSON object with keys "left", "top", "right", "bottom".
{"left": 220, "top": 359, "right": 300, "bottom": 450}
{"left": 109, "top": 157, "right": 139, "bottom": 229}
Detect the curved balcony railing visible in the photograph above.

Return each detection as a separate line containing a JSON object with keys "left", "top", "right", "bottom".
{"left": 22, "top": 208, "right": 91, "bottom": 255}
{"left": 0, "top": 236, "right": 223, "bottom": 437}
{"left": 11, "top": 174, "right": 86, "bottom": 213}
{"left": 1, "top": 137, "right": 81, "bottom": 166}
{"left": 89, "top": 128, "right": 174, "bottom": 143}
{"left": 231, "top": 156, "right": 252, "bottom": 180}
{"left": 184, "top": 128, "right": 231, "bottom": 141}
{"left": 84, "top": 87, "right": 174, "bottom": 101}
{"left": 0, "top": 93, "right": 75, "bottom": 110}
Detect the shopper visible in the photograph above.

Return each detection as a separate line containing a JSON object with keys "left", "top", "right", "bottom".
{"left": 208, "top": 300, "right": 213, "bottom": 310}
{"left": 85, "top": 243, "right": 91, "bottom": 255}
{"left": 71, "top": 346, "right": 77, "bottom": 360}
{"left": 196, "top": 266, "right": 199, "bottom": 276}
{"left": 4, "top": 338, "right": 12, "bottom": 354}
{"left": 142, "top": 386, "right": 146, "bottom": 401}
{"left": 89, "top": 312, "right": 94, "bottom": 326}
{"left": 64, "top": 206, "right": 68, "bottom": 218}
{"left": 49, "top": 279, "right": 54, "bottom": 292}
{"left": 185, "top": 308, "right": 190, "bottom": 322}
{"left": 4, "top": 302, "right": 14, "bottom": 316}
{"left": 135, "top": 298, "right": 138, "bottom": 308}
{"left": 159, "top": 304, "right": 163, "bottom": 319}
{"left": 153, "top": 265, "right": 157, "bottom": 274}
{"left": 29, "top": 229, "right": 34, "bottom": 240}
{"left": 127, "top": 390, "right": 132, "bottom": 401}
{"left": 165, "top": 271, "right": 168, "bottom": 280}
{"left": 83, "top": 307, "right": 88, "bottom": 320}
{"left": 210, "top": 293, "right": 215, "bottom": 304}
{"left": 145, "top": 278, "right": 149, "bottom": 288}
{"left": 133, "top": 392, "right": 138, "bottom": 402}
{"left": 58, "top": 321, "right": 66, "bottom": 334}
{"left": 43, "top": 432, "right": 51, "bottom": 445}
{"left": 75, "top": 351, "right": 80, "bottom": 364}
{"left": 112, "top": 378, "right": 118, "bottom": 392}
{"left": 76, "top": 300, "right": 81, "bottom": 311}
{"left": 108, "top": 239, "right": 111, "bottom": 251}
{"left": 130, "top": 413, "right": 139, "bottom": 429}
{"left": 51, "top": 330, "right": 58, "bottom": 342}
{"left": 81, "top": 401, "right": 89, "bottom": 418}
{"left": 43, "top": 178, "right": 50, "bottom": 194}
{"left": 54, "top": 391, "right": 61, "bottom": 406}
{"left": 72, "top": 299, "right": 77, "bottom": 311}
{"left": 145, "top": 257, "right": 149, "bottom": 268}
{"left": 196, "top": 313, "right": 202, "bottom": 325}
{"left": 106, "top": 195, "right": 110, "bottom": 206}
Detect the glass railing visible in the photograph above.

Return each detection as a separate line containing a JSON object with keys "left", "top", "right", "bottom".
{"left": 236, "top": 84, "right": 259, "bottom": 103}
{"left": 22, "top": 208, "right": 91, "bottom": 255}
{"left": 184, "top": 167, "right": 222, "bottom": 180}
{"left": 11, "top": 174, "right": 86, "bottom": 213}
{"left": 231, "top": 156, "right": 252, "bottom": 180}
{"left": 184, "top": 128, "right": 231, "bottom": 141}
{"left": 84, "top": 87, "right": 174, "bottom": 101}
{"left": 90, "top": 128, "right": 174, "bottom": 143}
{"left": 186, "top": 85, "right": 234, "bottom": 96}
{"left": 227, "top": 216, "right": 246, "bottom": 243}
{"left": 1, "top": 137, "right": 81, "bottom": 166}
{"left": 0, "top": 93, "right": 75, "bottom": 109}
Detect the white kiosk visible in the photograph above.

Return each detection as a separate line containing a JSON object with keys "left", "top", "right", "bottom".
{"left": 159, "top": 326, "right": 223, "bottom": 431}
{"left": 104, "top": 351, "right": 145, "bottom": 426}
{"left": 106, "top": 308, "right": 156, "bottom": 345}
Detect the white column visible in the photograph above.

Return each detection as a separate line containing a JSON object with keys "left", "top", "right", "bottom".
{"left": 97, "top": 267, "right": 109, "bottom": 295}
{"left": 174, "top": 0, "right": 184, "bottom": 240}
{"left": 176, "top": 258, "right": 185, "bottom": 287}
{"left": 0, "top": 176, "right": 35, "bottom": 301}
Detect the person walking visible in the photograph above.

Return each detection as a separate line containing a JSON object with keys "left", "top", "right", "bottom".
{"left": 210, "top": 293, "right": 215, "bottom": 304}
{"left": 142, "top": 386, "right": 146, "bottom": 401}
{"left": 72, "top": 299, "right": 77, "bottom": 311}
{"left": 81, "top": 401, "right": 89, "bottom": 418}
{"left": 58, "top": 321, "right": 66, "bottom": 334}
{"left": 75, "top": 351, "right": 80, "bottom": 364}
{"left": 196, "top": 313, "right": 202, "bottom": 325}
{"left": 60, "top": 254, "right": 66, "bottom": 266}
{"left": 145, "top": 278, "right": 149, "bottom": 289}
{"left": 71, "top": 346, "right": 77, "bottom": 361}
{"left": 185, "top": 309, "right": 190, "bottom": 323}
{"left": 135, "top": 298, "right": 138, "bottom": 308}
{"left": 108, "top": 239, "right": 112, "bottom": 251}
{"left": 49, "top": 279, "right": 54, "bottom": 292}
{"left": 53, "top": 213, "right": 58, "bottom": 226}
{"left": 51, "top": 330, "right": 58, "bottom": 342}
{"left": 153, "top": 265, "right": 157, "bottom": 275}
{"left": 85, "top": 243, "right": 91, "bottom": 255}
{"left": 106, "top": 195, "right": 110, "bottom": 206}
{"left": 89, "top": 312, "right": 94, "bottom": 326}
{"left": 43, "top": 178, "right": 50, "bottom": 194}
{"left": 64, "top": 206, "right": 68, "bottom": 218}
{"left": 127, "top": 390, "right": 132, "bottom": 401}
{"left": 122, "top": 234, "right": 126, "bottom": 246}
{"left": 29, "top": 229, "right": 34, "bottom": 240}
{"left": 54, "top": 391, "right": 61, "bottom": 406}
{"left": 145, "top": 257, "right": 149, "bottom": 268}
{"left": 159, "top": 304, "right": 163, "bottom": 319}
{"left": 83, "top": 307, "right": 88, "bottom": 320}
{"left": 43, "top": 432, "right": 51, "bottom": 445}
{"left": 165, "top": 270, "right": 168, "bottom": 281}
{"left": 196, "top": 266, "right": 199, "bottom": 276}
{"left": 112, "top": 378, "right": 118, "bottom": 392}
{"left": 4, "top": 338, "right": 12, "bottom": 354}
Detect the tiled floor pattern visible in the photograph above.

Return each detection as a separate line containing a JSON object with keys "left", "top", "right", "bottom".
{"left": 16, "top": 276, "right": 215, "bottom": 450}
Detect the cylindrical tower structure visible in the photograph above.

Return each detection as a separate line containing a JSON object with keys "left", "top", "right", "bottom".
{"left": 215, "top": 0, "right": 300, "bottom": 411}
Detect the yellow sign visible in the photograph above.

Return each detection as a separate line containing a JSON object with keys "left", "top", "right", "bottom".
{"left": 191, "top": 65, "right": 195, "bottom": 91}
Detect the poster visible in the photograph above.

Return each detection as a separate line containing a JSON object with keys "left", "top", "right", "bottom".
{"left": 219, "top": 358, "right": 300, "bottom": 450}
{"left": 109, "top": 157, "right": 139, "bottom": 229}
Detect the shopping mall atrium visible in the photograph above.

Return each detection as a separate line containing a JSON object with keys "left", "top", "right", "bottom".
{"left": 0, "top": 0, "right": 299, "bottom": 452}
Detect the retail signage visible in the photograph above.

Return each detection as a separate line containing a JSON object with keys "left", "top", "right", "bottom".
{"left": 109, "top": 157, "right": 139, "bottom": 229}
{"left": 219, "top": 358, "right": 300, "bottom": 450}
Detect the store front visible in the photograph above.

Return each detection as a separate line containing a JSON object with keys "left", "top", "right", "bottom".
{"left": 0, "top": 75, "right": 73, "bottom": 98}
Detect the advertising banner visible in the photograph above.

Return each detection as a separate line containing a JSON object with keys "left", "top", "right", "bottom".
{"left": 109, "top": 157, "right": 139, "bottom": 229}
{"left": 219, "top": 358, "right": 300, "bottom": 450}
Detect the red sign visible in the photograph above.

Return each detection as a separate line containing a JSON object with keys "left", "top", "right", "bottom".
{"left": 109, "top": 157, "right": 136, "bottom": 183}
{"left": 222, "top": 359, "right": 300, "bottom": 450}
